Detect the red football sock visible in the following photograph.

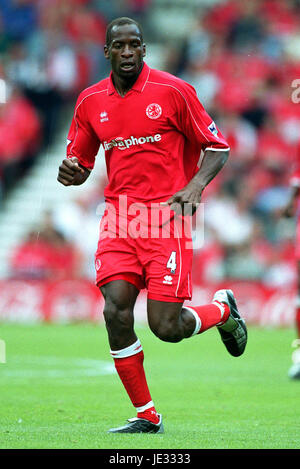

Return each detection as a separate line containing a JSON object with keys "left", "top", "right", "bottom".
{"left": 137, "top": 406, "right": 159, "bottom": 423}
{"left": 111, "top": 340, "right": 159, "bottom": 424}
{"left": 184, "top": 301, "right": 230, "bottom": 335}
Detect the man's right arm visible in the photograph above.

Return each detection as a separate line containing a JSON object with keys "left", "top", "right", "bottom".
{"left": 283, "top": 185, "right": 300, "bottom": 218}
{"left": 58, "top": 90, "right": 101, "bottom": 187}
{"left": 57, "top": 156, "right": 91, "bottom": 186}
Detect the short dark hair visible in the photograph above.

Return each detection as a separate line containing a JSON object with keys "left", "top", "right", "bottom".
{"left": 105, "top": 17, "right": 143, "bottom": 46}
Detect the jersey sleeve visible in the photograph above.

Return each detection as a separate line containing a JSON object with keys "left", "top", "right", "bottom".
{"left": 172, "top": 82, "right": 230, "bottom": 152}
{"left": 66, "top": 93, "right": 101, "bottom": 170}
{"left": 291, "top": 142, "right": 300, "bottom": 187}
{"left": 290, "top": 169, "right": 300, "bottom": 188}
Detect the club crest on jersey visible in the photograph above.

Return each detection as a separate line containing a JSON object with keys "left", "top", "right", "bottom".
{"left": 146, "top": 103, "right": 162, "bottom": 120}
{"left": 208, "top": 121, "right": 218, "bottom": 137}
{"left": 100, "top": 111, "right": 109, "bottom": 123}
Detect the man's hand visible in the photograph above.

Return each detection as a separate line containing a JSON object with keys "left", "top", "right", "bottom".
{"left": 57, "top": 157, "right": 90, "bottom": 186}
{"left": 281, "top": 186, "right": 300, "bottom": 218}
{"left": 161, "top": 149, "right": 229, "bottom": 215}
{"left": 161, "top": 180, "right": 203, "bottom": 215}
{"left": 282, "top": 202, "right": 295, "bottom": 218}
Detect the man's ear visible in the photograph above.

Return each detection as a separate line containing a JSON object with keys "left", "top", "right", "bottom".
{"left": 142, "top": 44, "right": 146, "bottom": 58}
{"left": 104, "top": 45, "right": 110, "bottom": 60}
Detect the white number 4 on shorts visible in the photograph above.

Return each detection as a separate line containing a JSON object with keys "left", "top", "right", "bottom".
{"left": 167, "top": 251, "right": 177, "bottom": 274}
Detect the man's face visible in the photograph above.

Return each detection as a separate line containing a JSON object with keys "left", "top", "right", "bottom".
{"left": 104, "top": 23, "right": 146, "bottom": 79}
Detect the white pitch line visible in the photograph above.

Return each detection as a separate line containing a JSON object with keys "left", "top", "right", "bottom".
{"left": 0, "top": 355, "right": 116, "bottom": 378}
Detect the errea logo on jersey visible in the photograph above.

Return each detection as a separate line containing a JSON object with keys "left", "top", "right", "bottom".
{"left": 163, "top": 275, "right": 173, "bottom": 285}
{"left": 100, "top": 111, "right": 109, "bottom": 123}
{"left": 103, "top": 134, "right": 162, "bottom": 151}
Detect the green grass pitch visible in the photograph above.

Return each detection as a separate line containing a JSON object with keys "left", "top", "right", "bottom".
{"left": 0, "top": 322, "right": 299, "bottom": 449}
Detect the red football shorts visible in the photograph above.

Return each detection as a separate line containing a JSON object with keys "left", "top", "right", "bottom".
{"left": 95, "top": 204, "right": 193, "bottom": 302}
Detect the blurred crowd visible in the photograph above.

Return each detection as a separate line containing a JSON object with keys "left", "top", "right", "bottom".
{"left": 0, "top": 0, "right": 151, "bottom": 198}
{"left": 3, "top": 0, "right": 300, "bottom": 288}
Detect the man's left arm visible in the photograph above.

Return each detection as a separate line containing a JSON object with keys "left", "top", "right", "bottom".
{"left": 282, "top": 172, "right": 300, "bottom": 218}
{"left": 163, "top": 83, "right": 230, "bottom": 214}
{"left": 162, "top": 149, "right": 229, "bottom": 214}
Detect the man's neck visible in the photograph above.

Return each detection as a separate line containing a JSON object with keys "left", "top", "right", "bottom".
{"left": 112, "top": 63, "right": 144, "bottom": 97}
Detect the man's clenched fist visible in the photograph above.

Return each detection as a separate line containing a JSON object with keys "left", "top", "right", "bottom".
{"left": 57, "top": 157, "right": 90, "bottom": 186}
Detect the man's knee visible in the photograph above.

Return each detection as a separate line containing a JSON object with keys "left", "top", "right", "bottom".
{"left": 147, "top": 299, "right": 184, "bottom": 343}
{"left": 103, "top": 299, "right": 134, "bottom": 331}
{"left": 100, "top": 280, "right": 138, "bottom": 331}
{"left": 148, "top": 315, "right": 183, "bottom": 343}
{"left": 151, "top": 323, "right": 183, "bottom": 343}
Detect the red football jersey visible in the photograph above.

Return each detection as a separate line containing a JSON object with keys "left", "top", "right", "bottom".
{"left": 290, "top": 169, "right": 300, "bottom": 188}
{"left": 290, "top": 159, "right": 300, "bottom": 259}
{"left": 67, "top": 62, "right": 229, "bottom": 204}
{"left": 289, "top": 140, "right": 300, "bottom": 229}
{"left": 289, "top": 140, "right": 300, "bottom": 190}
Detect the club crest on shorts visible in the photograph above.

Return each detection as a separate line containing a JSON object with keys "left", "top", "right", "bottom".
{"left": 146, "top": 103, "right": 162, "bottom": 119}
{"left": 95, "top": 259, "right": 102, "bottom": 271}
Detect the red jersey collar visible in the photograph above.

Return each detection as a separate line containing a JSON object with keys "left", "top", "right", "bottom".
{"left": 107, "top": 62, "right": 150, "bottom": 95}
